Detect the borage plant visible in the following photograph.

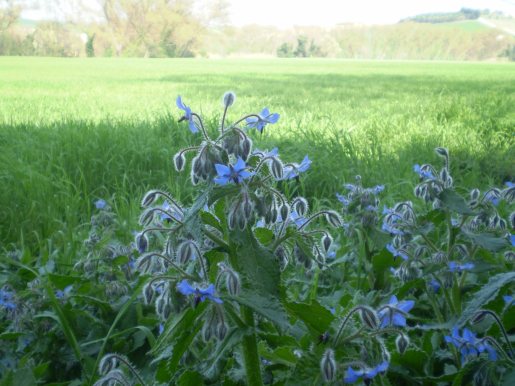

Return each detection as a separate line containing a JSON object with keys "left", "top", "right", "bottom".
{"left": 98, "top": 92, "right": 404, "bottom": 385}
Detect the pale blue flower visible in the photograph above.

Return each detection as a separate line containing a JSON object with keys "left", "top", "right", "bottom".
{"left": 413, "top": 164, "right": 434, "bottom": 179}
{"left": 448, "top": 261, "right": 474, "bottom": 273}
{"left": 176, "top": 95, "right": 198, "bottom": 133}
{"left": 386, "top": 244, "right": 408, "bottom": 260}
{"left": 445, "top": 327, "right": 497, "bottom": 363}
{"left": 95, "top": 199, "right": 107, "bottom": 210}
{"left": 177, "top": 279, "right": 223, "bottom": 304}
{"left": 246, "top": 108, "right": 280, "bottom": 133}
{"left": 378, "top": 295, "right": 414, "bottom": 328}
{"left": 214, "top": 157, "right": 253, "bottom": 185}
{"left": 344, "top": 361, "right": 389, "bottom": 384}
{"left": 281, "top": 155, "right": 311, "bottom": 180}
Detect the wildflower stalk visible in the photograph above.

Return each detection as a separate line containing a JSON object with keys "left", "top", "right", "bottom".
{"left": 241, "top": 305, "right": 264, "bottom": 386}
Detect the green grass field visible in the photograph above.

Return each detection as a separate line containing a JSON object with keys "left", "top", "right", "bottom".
{"left": 1, "top": 57, "right": 514, "bottom": 253}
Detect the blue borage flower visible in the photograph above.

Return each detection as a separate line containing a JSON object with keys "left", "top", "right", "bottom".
{"left": 246, "top": 107, "right": 280, "bottom": 133}
{"left": 429, "top": 278, "right": 441, "bottom": 293}
{"left": 95, "top": 199, "right": 107, "bottom": 210}
{"left": 214, "top": 157, "right": 253, "bottom": 185}
{"left": 160, "top": 200, "right": 184, "bottom": 222}
{"left": 176, "top": 95, "right": 198, "bottom": 133}
{"left": 386, "top": 243, "right": 408, "bottom": 261}
{"left": 0, "top": 287, "right": 16, "bottom": 310}
{"left": 445, "top": 327, "right": 497, "bottom": 363}
{"left": 510, "top": 234, "right": 515, "bottom": 247}
{"left": 281, "top": 155, "right": 311, "bottom": 180}
{"left": 55, "top": 285, "right": 73, "bottom": 300}
{"left": 413, "top": 164, "right": 435, "bottom": 179}
{"left": 344, "top": 361, "right": 389, "bottom": 384}
{"left": 448, "top": 261, "right": 474, "bottom": 273}
{"left": 176, "top": 279, "right": 223, "bottom": 304}
{"left": 255, "top": 209, "right": 307, "bottom": 229}
{"left": 503, "top": 295, "right": 514, "bottom": 306}
{"left": 378, "top": 295, "right": 414, "bottom": 328}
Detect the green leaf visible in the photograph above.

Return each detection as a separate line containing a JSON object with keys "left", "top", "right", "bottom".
{"left": 0, "top": 367, "right": 36, "bottom": 386}
{"left": 178, "top": 370, "right": 204, "bottom": 386}
{"left": 200, "top": 211, "right": 222, "bottom": 232}
{"left": 462, "top": 231, "right": 509, "bottom": 252}
{"left": 284, "top": 300, "right": 334, "bottom": 335}
{"left": 457, "top": 271, "right": 515, "bottom": 326}
{"left": 48, "top": 273, "right": 83, "bottom": 289}
{"left": 438, "top": 189, "right": 475, "bottom": 215}
{"left": 254, "top": 227, "right": 274, "bottom": 245}
{"left": 391, "top": 348, "right": 429, "bottom": 375}
{"left": 111, "top": 255, "right": 129, "bottom": 266}
{"left": 229, "top": 290, "right": 289, "bottom": 330}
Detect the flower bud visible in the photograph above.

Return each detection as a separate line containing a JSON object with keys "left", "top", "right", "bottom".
{"left": 325, "top": 211, "right": 343, "bottom": 228}
{"left": 222, "top": 91, "right": 236, "bottom": 108}
{"left": 243, "top": 197, "right": 253, "bottom": 220}
{"left": 470, "top": 310, "right": 488, "bottom": 324}
{"left": 280, "top": 203, "right": 290, "bottom": 222}
{"left": 142, "top": 282, "right": 154, "bottom": 305}
{"left": 225, "top": 270, "right": 240, "bottom": 295}
{"left": 320, "top": 349, "right": 336, "bottom": 382}
{"left": 215, "top": 321, "right": 228, "bottom": 341}
{"left": 177, "top": 241, "right": 196, "bottom": 264}
{"left": 435, "top": 147, "right": 449, "bottom": 159}
{"left": 173, "top": 152, "right": 186, "bottom": 172}
{"left": 202, "top": 321, "right": 214, "bottom": 342}
{"left": 293, "top": 197, "right": 309, "bottom": 217}
{"left": 322, "top": 234, "right": 332, "bottom": 253}
{"left": 242, "top": 137, "right": 252, "bottom": 160}
{"left": 139, "top": 208, "right": 154, "bottom": 226}
{"left": 135, "top": 232, "right": 148, "bottom": 253}
{"left": 270, "top": 158, "right": 284, "bottom": 180}
{"left": 141, "top": 190, "right": 159, "bottom": 207}
{"left": 395, "top": 334, "right": 409, "bottom": 354}
{"left": 99, "top": 354, "right": 118, "bottom": 375}
{"left": 470, "top": 188, "right": 480, "bottom": 201}
{"left": 358, "top": 306, "right": 379, "bottom": 329}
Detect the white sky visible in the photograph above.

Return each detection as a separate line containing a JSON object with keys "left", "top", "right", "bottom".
{"left": 17, "top": 0, "right": 515, "bottom": 27}
{"left": 228, "top": 0, "right": 515, "bottom": 27}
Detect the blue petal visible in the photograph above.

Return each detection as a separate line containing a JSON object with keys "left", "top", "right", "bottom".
{"left": 260, "top": 107, "right": 270, "bottom": 117}
{"left": 176, "top": 95, "right": 186, "bottom": 110}
{"left": 234, "top": 157, "right": 247, "bottom": 172}
{"left": 392, "top": 313, "right": 406, "bottom": 327}
{"left": 214, "top": 176, "right": 230, "bottom": 185}
{"left": 343, "top": 367, "right": 362, "bottom": 383}
{"left": 177, "top": 279, "right": 195, "bottom": 296}
{"left": 399, "top": 300, "right": 415, "bottom": 313}
{"left": 188, "top": 118, "right": 198, "bottom": 133}
{"left": 215, "top": 164, "right": 231, "bottom": 177}
{"left": 389, "top": 295, "right": 399, "bottom": 305}
{"left": 238, "top": 170, "right": 253, "bottom": 180}
{"left": 267, "top": 113, "right": 280, "bottom": 123}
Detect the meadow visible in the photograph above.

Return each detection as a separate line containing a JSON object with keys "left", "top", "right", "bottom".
{"left": 0, "top": 57, "right": 514, "bottom": 385}
{"left": 1, "top": 57, "right": 513, "bottom": 252}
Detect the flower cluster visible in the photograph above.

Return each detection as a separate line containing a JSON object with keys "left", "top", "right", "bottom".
{"left": 445, "top": 327, "right": 497, "bottom": 363}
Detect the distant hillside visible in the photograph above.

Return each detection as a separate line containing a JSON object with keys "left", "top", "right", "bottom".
{"left": 401, "top": 8, "right": 506, "bottom": 24}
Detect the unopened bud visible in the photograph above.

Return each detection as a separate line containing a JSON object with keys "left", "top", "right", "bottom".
{"left": 139, "top": 208, "right": 154, "bottom": 226}
{"left": 325, "top": 211, "right": 343, "bottom": 228}
{"left": 470, "top": 189, "right": 480, "bottom": 201}
{"left": 177, "top": 241, "right": 196, "bottom": 264}
{"left": 226, "top": 270, "right": 241, "bottom": 296}
{"left": 135, "top": 232, "right": 149, "bottom": 253}
{"left": 435, "top": 147, "right": 449, "bottom": 159}
{"left": 215, "top": 321, "right": 228, "bottom": 341}
{"left": 293, "top": 197, "right": 309, "bottom": 217}
{"left": 141, "top": 190, "right": 159, "bottom": 207}
{"left": 142, "top": 282, "right": 154, "bottom": 305}
{"left": 173, "top": 152, "right": 186, "bottom": 172}
{"left": 99, "top": 354, "right": 118, "bottom": 375}
{"left": 270, "top": 158, "right": 284, "bottom": 180}
{"left": 243, "top": 197, "right": 253, "bottom": 220}
{"left": 222, "top": 91, "right": 236, "bottom": 108}
{"left": 202, "top": 322, "right": 213, "bottom": 342}
{"left": 280, "top": 203, "right": 290, "bottom": 222}
{"left": 358, "top": 306, "right": 379, "bottom": 329}
{"left": 320, "top": 349, "right": 336, "bottom": 382}
{"left": 395, "top": 334, "right": 409, "bottom": 354}
{"left": 470, "top": 310, "right": 488, "bottom": 324}
{"left": 322, "top": 234, "right": 332, "bottom": 253}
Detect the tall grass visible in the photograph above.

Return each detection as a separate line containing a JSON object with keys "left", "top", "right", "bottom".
{"left": 0, "top": 57, "right": 513, "bottom": 252}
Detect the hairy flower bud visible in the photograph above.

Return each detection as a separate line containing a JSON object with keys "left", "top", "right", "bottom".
{"left": 222, "top": 91, "right": 236, "bottom": 108}
{"left": 226, "top": 270, "right": 241, "bottom": 296}
{"left": 470, "top": 188, "right": 480, "bottom": 201}
{"left": 470, "top": 310, "right": 488, "bottom": 324}
{"left": 135, "top": 232, "right": 148, "bottom": 253}
{"left": 141, "top": 190, "right": 159, "bottom": 207}
{"left": 243, "top": 196, "right": 253, "bottom": 220}
{"left": 270, "top": 157, "right": 284, "bottom": 180}
{"left": 395, "top": 333, "right": 409, "bottom": 354}
{"left": 359, "top": 306, "right": 379, "bottom": 329}
{"left": 325, "top": 211, "right": 343, "bottom": 228}
{"left": 99, "top": 354, "right": 118, "bottom": 375}
{"left": 139, "top": 208, "right": 154, "bottom": 226}
{"left": 293, "top": 197, "right": 309, "bottom": 217}
{"left": 280, "top": 203, "right": 290, "bottom": 222}
{"left": 322, "top": 234, "right": 332, "bottom": 253}
{"left": 177, "top": 241, "right": 196, "bottom": 264}
{"left": 435, "top": 147, "right": 449, "bottom": 159}
{"left": 320, "top": 349, "right": 336, "bottom": 382}
{"left": 142, "top": 282, "right": 154, "bottom": 305}
{"left": 215, "top": 321, "right": 228, "bottom": 341}
{"left": 173, "top": 152, "right": 186, "bottom": 172}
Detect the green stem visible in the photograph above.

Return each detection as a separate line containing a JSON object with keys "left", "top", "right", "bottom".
{"left": 241, "top": 306, "right": 264, "bottom": 386}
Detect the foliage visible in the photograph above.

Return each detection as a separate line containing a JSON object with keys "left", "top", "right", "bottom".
{"left": 1, "top": 91, "right": 514, "bottom": 385}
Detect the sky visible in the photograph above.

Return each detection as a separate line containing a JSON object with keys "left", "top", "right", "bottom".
{"left": 16, "top": 0, "right": 515, "bottom": 27}
{"left": 228, "top": 0, "right": 515, "bottom": 27}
